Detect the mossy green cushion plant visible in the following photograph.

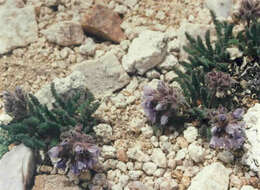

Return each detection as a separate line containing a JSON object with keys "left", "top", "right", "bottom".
{"left": 0, "top": 83, "right": 100, "bottom": 152}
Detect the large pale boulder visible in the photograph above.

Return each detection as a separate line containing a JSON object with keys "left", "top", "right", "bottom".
{"left": 188, "top": 162, "right": 231, "bottom": 190}
{"left": 242, "top": 104, "right": 260, "bottom": 172}
{"left": 0, "top": 144, "right": 35, "bottom": 190}
{"left": 0, "top": 0, "right": 38, "bottom": 54}
{"left": 122, "top": 30, "right": 167, "bottom": 75}
{"left": 72, "top": 52, "right": 130, "bottom": 98}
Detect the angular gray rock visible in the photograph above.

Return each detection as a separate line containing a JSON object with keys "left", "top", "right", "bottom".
{"left": 35, "top": 71, "right": 88, "bottom": 109}
{"left": 42, "top": 21, "right": 84, "bottom": 46}
{"left": 188, "top": 162, "right": 231, "bottom": 190}
{"left": 0, "top": 144, "right": 35, "bottom": 190}
{"left": 242, "top": 104, "right": 260, "bottom": 172}
{"left": 122, "top": 30, "right": 167, "bottom": 75}
{"left": 72, "top": 52, "right": 130, "bottom": 98}
{"left": 0, "top": 0, "right": 38, "bottom": 54}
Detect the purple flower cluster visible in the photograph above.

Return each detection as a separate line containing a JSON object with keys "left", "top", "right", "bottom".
{"left": 206, "top": 69, "right": 234, "bottom": 97}
{"left": 48, "top": 125, "right": 100, "bottom": 175}
{"left": 142, "top": 81, "right": 187, "bottom": 126}
{"left": 2, "top": 87, "right": 28, "bottom": 120}
{"left": 209, "top": 107, "right": 245, "bottom": 150}
{"left": 236, "top": 0, "right": 260, "bottom": 25}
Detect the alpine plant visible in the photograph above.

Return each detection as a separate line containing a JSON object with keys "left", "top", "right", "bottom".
{"left": 209, "top": 107, "right": 245, "bottom": 150}
{"left": 142, "top": 81, "right": 188, "bottom": 126}
{"left": 48, "top": 125, "right": 100, "bottom": 175}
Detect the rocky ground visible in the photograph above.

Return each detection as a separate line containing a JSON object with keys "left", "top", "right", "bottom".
{"left": 0, "top": 0, "right": 259, "bottom": 190}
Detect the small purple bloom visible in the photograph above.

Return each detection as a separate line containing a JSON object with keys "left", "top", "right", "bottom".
{"left": 142, "top": 81, "right": 187, "bottom": 126}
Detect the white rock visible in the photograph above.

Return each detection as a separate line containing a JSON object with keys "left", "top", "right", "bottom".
{"left": 72, "top": 52, "right": 130, "bottom": 98}
{"left": 0, "top": 144, "right": 35, "bottom": 190}
{"left": 0, "top": 113, "right": 12, "bottom": 125}
{"left": 145, "top": 69, "right": 160, "bottom": 79}
{"left": 117, "top": 161, "right": 127, "bottom": 173}
{"left": 127, "top": 146, "right": 150, "bottom": 162}
{"left": 128, "top": 170, "right": 143, "bottom": 180}
{"left": 153, "top": 168, "right": 165, "bottom": 177}
{"left": 103, "top": 159, "right": 118, "bottom": 170}
{"left": 122, "top": 30, "right": 167, "bottom": 75}
{"left": 79, "top": 38, "right": 96, "bottom": 56}
{"left": 0, "top": 2, "right": 38, "bottom": 54}
{"left": 241, "top": 185, "right": 257, "bottom": 190}
{"left": 150, "top": 136, "right": 159, "bottom": 147}
{"left": 42, "top": 21, "right": 84, "bottom": 46}
{"left": 154, "top": 177, "right": 178, "bottom": 190}
{"left": 45, "top": 0, "right": 59, "bottom": 7}
{"left": 155, "top": 10, "right": 166, "bottom": 20}
{"left": 183, "top": 125, "right": 198, "bottom": 143}
{"left": 165, "top": 71, "right": 178, "bottom": 82}
{"left": 217, "top": 151, "right": 234, "bottom": 164}
{"left": 141, "top": 125, "right": 154, "bottom": 138}
{"left": 93, "top": 124, "right": 113, "bottom": 143}
{"left": 118, "top": 174, "right": 129, "bottom": 187}
{"left": 175, "top": 148, "right": 188, "bottom": 161}
{"left": 151, "top": 148, "right": 167, "bottom": 168}
{"left": 158, "top": 55, "right": 178, "bottom": 71}
{"left": 205, "top": 0, "right": 233, "bottom": 19}
{"left": 128, "top": 181, "right": 148, "bottom": 190}
{"left": 243, "top": 104, "right": 260, "bottom": 172}
{"left": 188, "top": 143, "right": 205, "bottom": 163}
{"left": 35, "top": 71, "right": 87, "bottom": 109}
{"left": 119, "top": 0, "right": 138, "bottom": 8}
{"left": 226, "top": 47, "right": 243, "bottom": 60}
{"left": 142, "top": 162, "right": 157, "bottom": 175}
{"left": 114, "top": 4, "right": 128, "bottom": 15}
{"left": 188, "top": 162, "right": 231, "bottom": 190}
{"left": 101, "top": 146, "right": 116, "bottom": 159}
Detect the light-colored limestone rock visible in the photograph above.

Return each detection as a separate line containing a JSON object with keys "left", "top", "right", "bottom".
{"left": 122, "top": 30, "right": 167, "bottom": 75}
{"left": 188, "top": 162, "right": 231, "bottom": 190}
{"left": 0, "top": 144, "right": 35, "bottom": 190}
{"left": 93, "top": 124, "right": 113, "bottom": 143}
{"left": 243, "top": 104, "right": 260, "bottom": 172}
{"left": 183, "top": 125, "right": 198, "bottom": 143}
{"left": 188, "top": 143, "right": 205, "bottom": 163}
{"left": 0, "top": 1, "right": 38, "bottom": 54}
{"left": 151, "top": 148, "right": 167, "bottom": 168}
{"left": 72, "top": 52, "right": 130, "bottom": 98}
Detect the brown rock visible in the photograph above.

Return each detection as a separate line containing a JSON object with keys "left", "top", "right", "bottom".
{"left": 117, "top": 148, "right": 128, "bottom": 162}
{"left": 81, "top": 5, "right": 126, "bottom": 43}
{"left": 32, "top": 175, "right": 80, "bottom": 190}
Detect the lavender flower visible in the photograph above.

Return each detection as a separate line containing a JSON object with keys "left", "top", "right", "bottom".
{"left": 2, "top": 87, "right": 28, "bottom": 120}
{"left": 48, "top": 125, "right": 100, "bottom": 175}
{"left": 235, "top": 0, "right": 260, "bottom": 26}
{"left": 206, "top": 70, "right": 235, "bottom": 97}
{"left": 142, "top": 81, "right": 187, "bottom": 126}
{"left": 209, "top": 107, "right": 245, "bottom": 150}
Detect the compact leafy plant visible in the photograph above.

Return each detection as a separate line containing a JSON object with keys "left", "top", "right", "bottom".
{"left": 142, "top": 81, "right": 188, "bottom": 128}
{"left": 0, "top": 84, "right": 99, "bottom": 151}
{"left": 209, "top": 107, "right": 245, "bottom": 150}
{"left": 181, "top": 10, "right": 236, "bottom": 73}
{"left": 237, "top": 21, "right": 260, "bottom": 61}
{"left": 48, "top": 125, "right": 100, "bottom": 175}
